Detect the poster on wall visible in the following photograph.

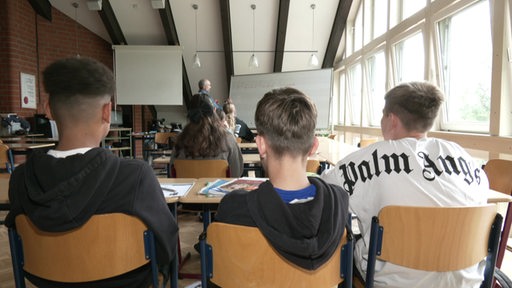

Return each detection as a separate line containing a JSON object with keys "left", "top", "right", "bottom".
{"left": 20, "top": 72, "right": 36, "bottom": 109}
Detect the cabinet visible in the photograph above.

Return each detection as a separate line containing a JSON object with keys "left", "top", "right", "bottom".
{"left": 101, "top": 127, "right": 132, "bottom": 158}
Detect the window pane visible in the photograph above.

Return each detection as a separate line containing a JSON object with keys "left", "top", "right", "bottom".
{"left": 394, "top": 32, "right": 425, "bottom": 83}
{"left": 366, "top": 51, "right": 386, "bottom": 126}
{"left": 437, "top": 1, "right": 491, "bottom": 132}
{"left": 338, "top": 73, "right": 346, "bottom": 125}
{"left": 354, "top": 5, "right": 363, "bottom": 52}
{"left": 348, "top": 64, "right": 362, "bottom": 125}
{"left": 403, "top": 0, "right": 426, "bottom": 20}
{"left": 373, "top": 0, "right": 388, "bottom": 38}
{"left": 389, "top": 0, "right": 399, "bottom": 28}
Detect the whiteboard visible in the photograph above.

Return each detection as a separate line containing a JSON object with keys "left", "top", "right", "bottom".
{"left": 230, "top": 69, "right": 333, "bottom": 129}
{"left": 113, "top": 45, "right": 182, "bottom": 105}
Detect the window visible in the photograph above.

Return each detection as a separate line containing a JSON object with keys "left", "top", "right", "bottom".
{"left": 394, "top": 31, "right": 425, "bottom": 83}
{"left": 390, "top": 0, "right": 426, "bottom": 28}
{"left": 366, "top": 51, "right": 386, "bottom": 126}
{"left": 354, "top": 4, "right": 364, "bottom": 53}
{"left": 373, "top": 0, "right": 388, "bottom": 39}
{"left": 402, "top": 0, "right": 426, "bottom": 20}
{"left": 337, "top": 72, "right": 346, "bottom": 125}
{"left": 348, "top": 64, "right": 362, "bottom": 125}
{"left": 436, "top": 1, "right": 491, "bottom": 132}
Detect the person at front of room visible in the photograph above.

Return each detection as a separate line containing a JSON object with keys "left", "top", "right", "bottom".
{"left": 5, "top": 57, "right": 178, "bottom": 288}
{"left": 321, "top": 81, "right": 489, "bottom": 288}
{"left": 198, "top": 78, "right": 222, "bottom": 110}
{"left": 215, "top": 87, "right": 349, "bottom": 271}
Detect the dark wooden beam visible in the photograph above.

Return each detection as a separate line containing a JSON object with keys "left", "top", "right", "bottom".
{"left": 274, "top": 0, "right": 290, "bottom": 72}
{"left": 158, "top": 2, "right": 179, "bottom": 46}
{"left": 158, "top": 2, "right": 192, "bottom": 109}
{"left": 322, "top": 0, "right": 353, "bottom": 68}
{"left": 97, "top": 0, "right": 127, "bottom": 45}
{"left": 27, "top": 0, "right": 51, "bottom": 21}
{"left": 219, "top": 0, "right": 234, "bottom": 92}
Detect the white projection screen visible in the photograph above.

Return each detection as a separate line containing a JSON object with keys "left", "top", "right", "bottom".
{"left": 113, "top": 45, "right": 182, "bottom": 105}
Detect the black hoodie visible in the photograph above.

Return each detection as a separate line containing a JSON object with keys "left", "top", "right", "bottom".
{"left": 215, "top": 176, "right": 349, "bottom": 270}
{"left": 5, "top": 148, "right": 178, "bottom": 287}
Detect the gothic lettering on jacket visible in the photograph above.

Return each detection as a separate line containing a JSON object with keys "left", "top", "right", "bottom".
{"left": 339, "top": 149, "right": 482, "bottom": 195}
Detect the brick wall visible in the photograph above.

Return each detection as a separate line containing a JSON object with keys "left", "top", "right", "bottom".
{"left": 0, "top": 0, "right": 112, "bottom": 118}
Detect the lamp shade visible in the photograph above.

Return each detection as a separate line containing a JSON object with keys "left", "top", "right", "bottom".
{"left": 193, "top": 53, "right": 201, "bottom": 68}
{"left": 309, "top": 53, "right": 319, "bottom": 67}
{"left": 249, "top": 54, "right": 259, "bottom": 68}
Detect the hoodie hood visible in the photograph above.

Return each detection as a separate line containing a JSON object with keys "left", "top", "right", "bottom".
{"left": 21, "top": 148, "right": 120, "bottom": 231}
{"left": 247, "top": 177, "right": 348, "bottom": 270}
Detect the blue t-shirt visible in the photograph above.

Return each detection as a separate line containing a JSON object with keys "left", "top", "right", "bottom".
{"left": 275, "top": 184, "right": 317, "bottom": 204}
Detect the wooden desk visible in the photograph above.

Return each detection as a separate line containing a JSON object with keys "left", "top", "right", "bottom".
{"left": 487, "top": 190, "right": 512, "bottom": 204}
{"left": 7, "top": 142, "right": 55, "bottom": 153}
{"left": 238, "top": 142, "right": 258, "bottom": 154}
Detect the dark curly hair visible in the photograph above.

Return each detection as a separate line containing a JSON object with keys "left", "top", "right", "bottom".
{"left": 175, "top": 94, "right": 229, "bottom": 157}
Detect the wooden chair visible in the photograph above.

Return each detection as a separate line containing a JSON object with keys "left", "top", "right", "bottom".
{"left": 364, "top": 205, "right": 502, "bottom": 288}
{"left": 172, "top": 159, "right": 230, "bottom": 178}
{"left": 0, "top": 143, "right": 14, "bottom": 173}
{"left": 484, "top": 159, "right": 512, "bottom": 268}
{"left": 8, "top": 213, "right": 160, "bottom": 288}
{"left": 200, "top": 222, "right": 353, "bottom": 288}
{"left": 151, "top": 132, "right": 178, "bottom": 174}
{"left": 306, "top": 159, "right": 321, "bottom": 174}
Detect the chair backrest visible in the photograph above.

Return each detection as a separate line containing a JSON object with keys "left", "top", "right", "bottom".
{"left": 483, "top": 159, "right": 512, "bottom": 267}
{"left": 484, "top": 159, "right": 512, "bottom": 196}
{"left": 9, "top": 213, "right": 159, "bottom": 285}
{"left": 306, "top": 159, "right": 321, "bottom": 174}
{"left": 205, "top": 222, "right": 350, "bottom": 288}
{"left": 0, "top": 143, "right": 14, "bottom": 173}
{"left": 154, "top": 132, "right": 177, "bottom": 147}
{"left": 172, "top": 159, "right": 229, "bottom": 178}
{"left": 365, "top": 205, "right": 501, "bottom": 288}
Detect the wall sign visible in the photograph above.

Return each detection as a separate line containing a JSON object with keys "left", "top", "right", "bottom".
{"left": 20, "top": 72, "right": 36, "bottom": 109}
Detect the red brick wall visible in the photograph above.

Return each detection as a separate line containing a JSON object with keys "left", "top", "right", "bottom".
{"left": 0, "top": 0, "right": 112, "bottom": 119}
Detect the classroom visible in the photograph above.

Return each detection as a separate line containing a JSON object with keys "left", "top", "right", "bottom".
{"left": 1, "top": 0, "right": 512, "bottom": 287}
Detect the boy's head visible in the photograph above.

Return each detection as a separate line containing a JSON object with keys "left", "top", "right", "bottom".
{"left": 255, "top": 87, "right": 317, "bottom": 158}
{"left": 382, "top": 81, "right": 444, "bottom": 137}
{"left": 43, "top": 57, "right": 114, "bottom": 125}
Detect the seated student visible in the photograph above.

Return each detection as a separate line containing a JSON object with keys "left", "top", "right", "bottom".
{"left": 223, "top": 99, "right": 255, "bottom": 142}
{"left": 215, "top": 87, "right": 349, "bottom": 270}
{"left": 5, "top": 57, "right": 178, "bottom": 288}
{"left": 321, "top": 81, "right": 488, "bottom": 288}
{"left": 171, "top": 93, "right": 243, "bottom": 177}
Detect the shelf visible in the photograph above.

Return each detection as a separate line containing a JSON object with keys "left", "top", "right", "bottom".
{"left": 101, "top": 127, "right": 132, "bottom": 158}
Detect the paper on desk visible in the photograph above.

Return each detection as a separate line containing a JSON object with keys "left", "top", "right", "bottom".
{"left": 161, "top": 183, "right": 193, "bottom": 197}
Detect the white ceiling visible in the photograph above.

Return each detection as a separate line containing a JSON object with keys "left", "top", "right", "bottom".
{"left": 48, "top": 0, "right": 347, "bottom": 103}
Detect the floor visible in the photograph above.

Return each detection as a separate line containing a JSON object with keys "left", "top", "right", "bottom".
{"left": 1, "top": 210, "right": 512, "bottom": 288}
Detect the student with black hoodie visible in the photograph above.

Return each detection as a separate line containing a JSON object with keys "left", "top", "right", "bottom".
{"left": 215, "top": 87, "right": 349, "bottom": 271}
{"left": 5, "top": 57, "right": 178, "bottom": 288}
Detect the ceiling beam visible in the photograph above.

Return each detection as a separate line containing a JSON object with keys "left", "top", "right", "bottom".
{"left": 219, "top": 0, "right": 234, "bottom": 91}
{"left": 322, "top": 0, "right": 353, "bottom": 68}
{"left": 158, "top": 1, "right": 192, "bottom": 109}
{"left": 27, "top": 0, "right": 52, "bottom": 21}
{"left": 97, "top": 0, "right": 127, "bottom": 45}
{"left": 273, "top": 0, "right": 290, "bottom": 72}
